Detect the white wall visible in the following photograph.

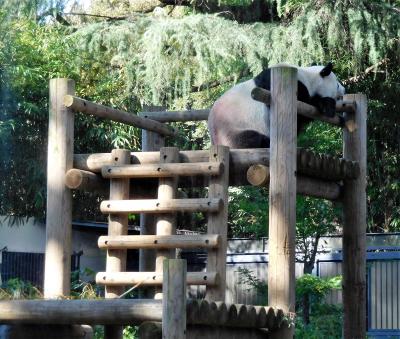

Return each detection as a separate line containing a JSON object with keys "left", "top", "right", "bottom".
{"left": 0, "top": 216, "right": 105, "bottom": 283}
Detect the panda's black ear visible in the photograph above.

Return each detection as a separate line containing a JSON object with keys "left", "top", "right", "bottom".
{"left": 320, "top": 62, "right": 333, "bottom": 77}
{"left": 311, "top": 62, "right": 318, "bottom": 66}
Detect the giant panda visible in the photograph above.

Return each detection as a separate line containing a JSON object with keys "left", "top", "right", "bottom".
{"left": 208, "top": 62, "right": 345, "bottom": 148}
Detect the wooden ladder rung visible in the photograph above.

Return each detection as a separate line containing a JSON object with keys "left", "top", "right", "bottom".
{"left": 100, "top": 198, "right": 223, "bottom": 214}
{"left": 96, "top": 272, "right": 219, "bottom": 286}
{"left": 101, "top": 162, "right": 223, "bottom": 178}
{"left": 98, "top": 234, "right": 221, "bottom": 249}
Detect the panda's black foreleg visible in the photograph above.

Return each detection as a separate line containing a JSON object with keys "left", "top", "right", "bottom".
{"left": 230, "top": 130, "right": 270, "bottom": 149}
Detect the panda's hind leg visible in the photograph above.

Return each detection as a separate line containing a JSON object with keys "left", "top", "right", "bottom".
{"left": 229, "top": 129, "right": 270, "bottom": 149}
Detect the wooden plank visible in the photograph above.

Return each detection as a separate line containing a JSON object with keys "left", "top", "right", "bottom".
{"left": 98, "top": 235, "right": 221, "bottom": 249}
{"left": 162, "top": 259, "right": 187, "bottom": 339}
{"left": 63, "top": 95, "right": 175, "bottom": 136}
{"left": 268, "top": 66, "right": 297, "bottom": 339}
{"left": 0, "top": 300, "right": 162, "bottom": 324}
{"left": 101, "top": 162, "right": 223, "bottom": 178}
{"left": 95, "top": 272, "right": 218, "bottom": 286}
{"left": 44, "top": 78, "right": 75, "bottom": 298}
{"left": 342, "top": 93, "right": 367, "bottom": 339}
{"left": 100, "top": 198, "right": 223, "bottom": 214}
{"left": 206, "top": 145, "right": 230, "bottom": 301}
{"left": 104, "top": 149, "right": 130, "bottom": 339}
{"left": 155, "top": 147, "right": 179, "bottom": 298}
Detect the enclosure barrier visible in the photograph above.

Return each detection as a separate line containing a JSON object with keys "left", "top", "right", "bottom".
{"left": 0, "top": 69, "right": 366, "bottom": 339}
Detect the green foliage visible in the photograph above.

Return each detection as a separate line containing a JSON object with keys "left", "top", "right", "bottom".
{"left": 295, "top": 303, "right": 343, "bottom": 339}
{"left": 237, "top": 267, "right": 268, "bottom": 303}
{"left": 237, "top": 268, "right": 343, "bottom": 337}
{"left": 0, "top": 278, "right": 42, "bottom": 299}
{"left": 296, "top": 274, "right": 341, "bottom": 303}
{"left": 228, "top": 186, "right": 268, "bottom": 238}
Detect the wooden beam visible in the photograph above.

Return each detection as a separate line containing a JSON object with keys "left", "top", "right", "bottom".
{"left": 0, "top": 299, "right": 287, "bottom": 330}
{"left": 342, "top": 93, "right": 367, "bottom": 339}
{"left": 100, "top": 198, "right": 223, "bottom": 214}
{"left": 139, "top": 106, "right": 165, "bottom": 291}
{"left": 98, "top": 234, "right": 221, "bottom": 250}
{"left": 205, "top": 145, "right": 230, "bottom": 301}
{"left": 63, "top": 95, "right": 175, "bottom": 136}
{"left": 101, "top": 162, "right": 223, "bottom": 178}
{"left": 139, "top": 109, "right": 209, "bottom": 122}
{"left": 65, "top": 168, "right": 107, "bottom": 194}
{"left": 0, "top": 300, "right": 162, "bottom": 325}
{"left": 104, "top": 149, "right": 131, "bottom": 339}
{"left": 45, "top": 78, "right": 75, "bottom": 298}
{"left": 162, "top": 259, "right": 187, "bottom": 339}
{"left": 154, "top": 147, "right": 179, "bottom": 298}
{"left": 95, "top": 272, "right": 218, "bottom": 286}
{"left": 74, "top": 148, "right": 358, "bottom": 183}
{"left": 247, "top": 164, "right": 341, "bottom": 200}
{"left": 138, "top": 93, "right": 356, "bottom": 124}
{"left": 268, "top": 66, "right": 297, "bottom": 338}
{"left": 251, "top": 87, "right": 357, "bottom": 127}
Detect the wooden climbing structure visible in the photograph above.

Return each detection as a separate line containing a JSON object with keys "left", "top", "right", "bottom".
{"left": 0, "top": 66, "right": 367, "bottom": 339}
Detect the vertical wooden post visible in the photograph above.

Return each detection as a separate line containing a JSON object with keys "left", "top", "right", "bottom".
{"left": 139, "top": 106, "right": 165, "bottom": 281}
{"left": 104, "top": 149, "right": 130, "bottom": 339}
{"left": 342, "top": 94, "right": 367, "bottom": 339}
{"left": 268, "top": 66, "right": 297, "bottom": 339}
{"left": 45, "top": 78, "right": 75, "bottom": 298}
{"left": 155, "top": 147, "right": 179, "bottom": 299}
{"left": 162, "top": 259, "right": 187, "bottom": 339}
{"left": 206, "top": 145, "right": 229, "bottom": 301}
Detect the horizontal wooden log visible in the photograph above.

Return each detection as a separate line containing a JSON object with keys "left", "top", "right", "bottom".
{"left": 74, "top": 148, "right": 358, "bottom": 185}
{"left": 251, "top": 87, "right": 357, "bottom": 127}
{"left": 139, "top": 109, "right": 210, "bottom": 122}
{"left": 100, "top": 198, "right": 223, "bottom": 214}
{"left": 0, "top": 300, "right": 162, "bottom": 325}
{"left": 63, "top": 95, "right": 175, "bottom": 136}
{"left": 98, "top": 234, "right": 220, "bottom": 249}
{"left": 247, "top": 164, "right": 342, "bottom": 200}
{"left": 65, "top": 169, "right": 107, "bottom": 194}
{"left": 138, "top": 93, "right": 356, "bottom": 124}
{"left": 96, "top": 272, "right": 219, "bottom": 286}
{"left": 0, "top": 299, "right": 287, "bottom": 331}
{"left": 102, "top": 162, "right": 223, "bottom": 178}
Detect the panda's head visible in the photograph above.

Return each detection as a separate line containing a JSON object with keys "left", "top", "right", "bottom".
{"left": 298, "top": 62, "right": 345, "bottom": 117}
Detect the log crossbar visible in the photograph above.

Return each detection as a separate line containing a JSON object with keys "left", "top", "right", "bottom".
{"left": 95, "top": 272, "right": 219, "bottom": 286}
{"left": 98, "top": 234, "right": 221, "bottom": 249}
{"left": 0, "top": 299, "right": 286, "bottom": 330}
{"left": 75, "top": 148, "right": 359, "bottom": 182}
{"left": 100, "top": 198, "right": 223, "bottom": 214}
{"left": 63, "top": 95, "right": 175, "bottom": 136}
{"left": 139, "top": 88, "right": 356, "bottom": 126}
{"left": 101, "top": 162, "right": 223, "bottom": 178}
{"left": 247, "top": 164, "right": 341, "bottom": 201}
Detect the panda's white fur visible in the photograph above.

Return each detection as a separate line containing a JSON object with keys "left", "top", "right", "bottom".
{"left": 297, "top": 65, "right": 345, "bottom": 99}
{"left": 208, "top": 63, "right": 345, "bottom": 148}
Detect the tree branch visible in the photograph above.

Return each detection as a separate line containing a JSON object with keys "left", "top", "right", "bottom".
{"left": 191, "top": 68, "right": 251, "bottom": 92}
{"left": 63, "top": 12, "right": 128, "bottom": 21}
{"left": 343, "top": 58, "right": 389, "bottom": 85}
